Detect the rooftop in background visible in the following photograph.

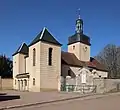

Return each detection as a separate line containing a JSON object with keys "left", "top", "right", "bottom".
{"left": 61, "top": 51, "right": 108, "bottom": 72}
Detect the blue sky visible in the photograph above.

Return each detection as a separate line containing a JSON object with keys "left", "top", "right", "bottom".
{"left": 0, "top": 0, "right": 120, "bottom": 59}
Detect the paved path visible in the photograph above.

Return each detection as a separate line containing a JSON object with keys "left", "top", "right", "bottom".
{"left": 0, "top": 90, "right": 94, "bottom": 109}
{"left": 1, "top": 90, "right": 120, "bottom": 110}
{"left": 10, "top": 93, "right": 120, "bottom": 110}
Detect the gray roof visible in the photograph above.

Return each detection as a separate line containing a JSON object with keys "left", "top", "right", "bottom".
{"left": 29, "top": 27, "right": 62, "bottom": 47}
{"left": 12, "top": 43, "right": 29, "bottom": 56}
{"left": 68, "top": 33, "right": 91, "bottom": 46}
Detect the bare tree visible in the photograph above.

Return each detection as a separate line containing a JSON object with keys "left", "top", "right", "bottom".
{"left": 95, "top": 44, "right": 120, "bottom": 79}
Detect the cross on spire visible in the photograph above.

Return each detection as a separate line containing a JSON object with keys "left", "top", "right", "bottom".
{"left": 75, "top": 9, "right": 83, "bottom": 34}
{"left": 78, "top": 8, "right": 80, "bottom": 19}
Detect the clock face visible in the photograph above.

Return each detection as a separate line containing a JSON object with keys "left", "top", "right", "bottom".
{"left": 83, "top": 46, "right": 87, "bottom": 52}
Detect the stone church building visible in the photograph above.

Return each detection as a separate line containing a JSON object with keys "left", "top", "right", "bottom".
{"left": 13, "top": 15, "right": 108, "bottom": 92}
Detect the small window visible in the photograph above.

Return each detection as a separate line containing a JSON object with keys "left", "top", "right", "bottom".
{"left": 48, "top": 48, "right": 53, "bottom": 66}
{"left": 73, "top": 45, "right": 75, "bottom": 50}
{"left": 24, "top": 79, "right": 27, "bottom": 86}
{"left": 68, "top": 70, "right": 71, "bottom": 76}
{"left": 33, "top": 48, "right": 36, "bottom": 66}
{"left": 33, "top": 78, "right": 35, "bottom": 86}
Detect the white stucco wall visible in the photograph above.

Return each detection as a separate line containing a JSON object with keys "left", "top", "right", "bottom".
{"left": 68, "top": 42, "right": 90, "bottom": 62}
{"left": 27, "top": 41, "right": 61, "bottom": 92}
{"left": 13, "top": 54, "right": 26, "bottom": 75}
{"left": 13, "top": 54, "right": 19, "bottom": 78}
{"left": 26, "top": 57, "right": 29, "bottom": 73}
{"left": 28, "top": 42, "right": 41, "bottom": 92}
{"left": 13, "top": 53, "right": 26, "bottom": 90}
{"left": 92, "top": 69, "right": 108, "bottom": 78}
{"left": 40, "top": 42, "right": 61, "bottom": 91}
{"left": 19, "top": 54, "right": 26, "bottom": 74}
{"left": 61, "top": 64, "right": 108, "bottom": 86}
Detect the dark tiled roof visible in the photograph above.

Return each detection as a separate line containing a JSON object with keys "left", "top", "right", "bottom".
{"left": 61, "top": 51, "right": 108, "bottom": 72}
{"left": 29, "top": 27, "right": 62, "bottom": 47}
{"left": 68, "top": 33, "right": 91, "bottom": 46}
{"left": 12, "top": 43, "right": 29, "bottom": 56}
{"left": 61, "top": 51, "right": 86, "bottom": 67}
{"left": 89, "top": 57, "right": 108, "bottom": 71}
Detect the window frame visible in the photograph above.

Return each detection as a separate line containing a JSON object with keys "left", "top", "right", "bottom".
{"left": 33, "top": 78, "right": 35, "bottom": 86}
{"left": 48, "top": 47, "right": 53, "bottom": 66}
{"left": 33, "top": 48, "right": 36, "bottom": 66}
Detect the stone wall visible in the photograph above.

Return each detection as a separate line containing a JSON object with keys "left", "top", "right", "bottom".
{"left": 93, "top": 78, "right": 120, "bottom": 93}
{"left": 0, "top": 78, "right": 13, "bottom": 90}
{"left": 61, "top": 76, "right": 120, "bottom": 94}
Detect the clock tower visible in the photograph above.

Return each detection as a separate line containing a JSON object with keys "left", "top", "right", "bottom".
{"left": 68, "top": 12, "right": 91, "bottom": 62}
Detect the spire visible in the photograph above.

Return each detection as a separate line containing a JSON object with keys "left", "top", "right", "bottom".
{"left": 78, "top": 8, "right": 81, "bottom": 19}
{"left": 75, "top": 9, "right": 83, "bottom": 34}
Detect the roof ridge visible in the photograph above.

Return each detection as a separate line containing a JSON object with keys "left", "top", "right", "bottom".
{"left": 62, "top": 51, "right": 75, "bottom": 55}
{"left": 45, "top": 28, "right": 57, "bottom": 39}
{"left": 18, "top": 42, "right": 26, "bottom": 52}
{"left": 40, "top": 27, "right": 46, "bottom": 39}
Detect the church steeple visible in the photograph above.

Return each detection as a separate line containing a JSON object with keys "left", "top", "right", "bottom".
{"left": 75, "top": 9, "right": 83, "bottom": 34}
{"left": 68, "top": 10, "right": 91, "bottom": 61}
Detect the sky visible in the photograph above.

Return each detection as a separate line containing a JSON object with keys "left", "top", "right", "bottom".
{"left": 0, "top": 0, "right": 120, "bottom": 59}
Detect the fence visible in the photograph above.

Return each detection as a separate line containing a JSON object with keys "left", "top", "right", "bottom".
{"left": 0, "top": 78, "right": 13, "bottom": 90}
{"left": 61, "top": 85, "right": 96, "bottom": 94}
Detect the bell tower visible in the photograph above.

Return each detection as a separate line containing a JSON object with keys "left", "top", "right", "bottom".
{"left": 68, "top": 10, "right": 91, "bottom": 62}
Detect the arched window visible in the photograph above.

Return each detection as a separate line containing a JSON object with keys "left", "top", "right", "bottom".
{"left": 48, "top": 48, "right": 53, "bottom": 66}
{"left": 33, "top": 78, "right": 35, "bottom": 86}
{"left": 33, "top": 48, "right": 36, "bottom": 66}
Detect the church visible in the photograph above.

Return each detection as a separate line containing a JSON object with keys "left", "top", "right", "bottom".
{"left": 13, "top": 15, "right": 108, "bottom": 92}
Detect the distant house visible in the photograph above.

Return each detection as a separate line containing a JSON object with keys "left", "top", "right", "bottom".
{"left": 12, "top": 15, "right": 108, "bottom": 92}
